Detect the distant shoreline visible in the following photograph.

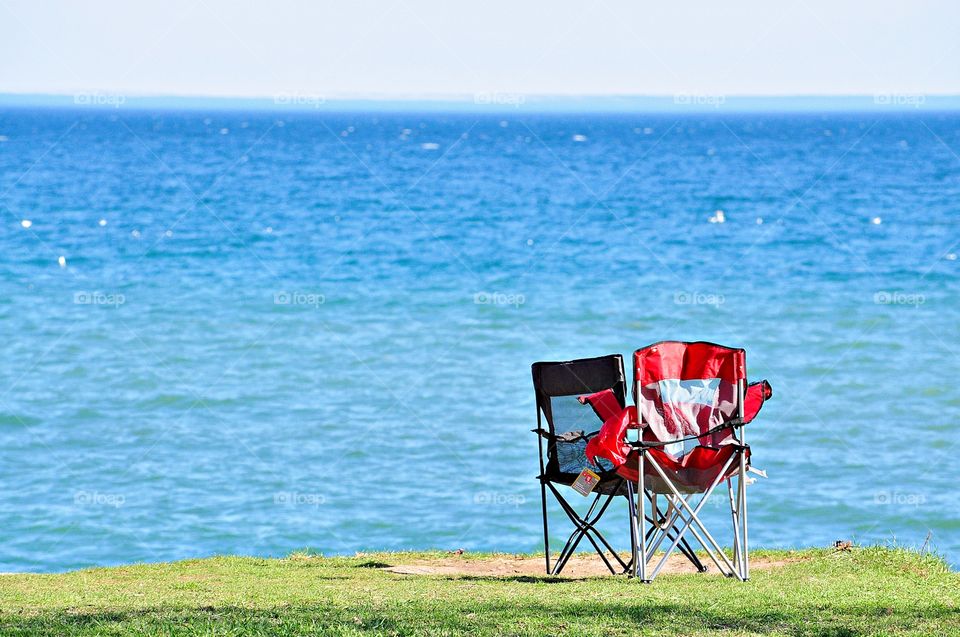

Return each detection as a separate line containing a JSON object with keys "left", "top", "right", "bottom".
{"left": 2, "top": 92, "right": 960, "bottom": 113}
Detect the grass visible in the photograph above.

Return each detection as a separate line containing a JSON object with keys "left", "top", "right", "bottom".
{"left": 0, "top": 548, "right": 957, "bottom": 636}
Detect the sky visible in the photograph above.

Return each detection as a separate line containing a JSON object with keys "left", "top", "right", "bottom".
{"left": 1, "top": 0, "right": 957, "bottom": 99}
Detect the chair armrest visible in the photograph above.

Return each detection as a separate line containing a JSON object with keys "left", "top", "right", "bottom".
{"left": 584, "top": 406, "right": 637, "bottom": 468}
{"left": 577, "top": 389, "right": 623, "bottom": 421}
{"left": 743, "top": 380, "right": 772, "bottom": 424}
{"left": 531, "top": 428, "right": 593, "bottom": 443}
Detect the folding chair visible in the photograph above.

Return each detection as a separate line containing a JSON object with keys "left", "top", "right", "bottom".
{"left": 531, "top": 355, "right": 633, "bottom": 575}
{"left": 584, "top": 341, "right": 772, "bottom": 582}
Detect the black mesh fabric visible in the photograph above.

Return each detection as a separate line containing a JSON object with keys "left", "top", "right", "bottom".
{"left": 532, "top": 355, "right": 627, "bottom": 495}
{"left": 549, "top": 396, "right": 601, "bottom": 474}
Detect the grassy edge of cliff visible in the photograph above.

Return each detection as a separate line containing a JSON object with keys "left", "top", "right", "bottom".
{"left": 0, "top": 547, "right": 957, "bottom": 636}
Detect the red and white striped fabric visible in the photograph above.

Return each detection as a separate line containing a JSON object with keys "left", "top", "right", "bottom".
{"left": 583, "top": 342, "right": 770, "bottom": 493}
{"left": 635, "top": 341, "right": 745, "bottom": 449}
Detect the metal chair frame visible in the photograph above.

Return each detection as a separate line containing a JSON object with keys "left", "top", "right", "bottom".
{"left": 533, "top": 355, "right": 705, "bottom": 576}
{"left": 630, "top": 350, "right": 751, "bottom": 583}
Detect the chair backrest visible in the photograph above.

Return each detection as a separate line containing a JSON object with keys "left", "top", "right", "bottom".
{"left": 633, "top": 341, "right": 746, "bottom": 450}
{"left": 532, "top": 355, "right": 626, "bottom": 481}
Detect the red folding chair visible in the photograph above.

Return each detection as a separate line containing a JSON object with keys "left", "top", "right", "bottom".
{"left": 584, "top": 341, "right": 772, "bottom": 582}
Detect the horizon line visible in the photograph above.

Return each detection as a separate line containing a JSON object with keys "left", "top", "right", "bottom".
{"left": 2, "top": 91, "right": 959, "bottom": 113}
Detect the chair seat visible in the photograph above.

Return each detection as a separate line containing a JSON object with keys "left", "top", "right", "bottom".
{"left": 539, "top": 470, "right": 629, "bottom": 496}
{"left": 614, "top": 444, "right": 747, "bottom": 494}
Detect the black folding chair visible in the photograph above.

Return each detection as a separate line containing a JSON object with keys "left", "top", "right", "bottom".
{"left": 531, "top": 355, "right": 633, "bottom": 575}
{"left": 532, "top": 354, "right": 707, "bottom": 576}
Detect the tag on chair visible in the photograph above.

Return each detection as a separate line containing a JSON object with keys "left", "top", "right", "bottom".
{"left": 572, "top": 468, "right": 600, "bottom": 496}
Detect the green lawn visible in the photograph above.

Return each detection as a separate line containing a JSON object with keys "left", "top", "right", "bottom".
{"left": 0, "top": 548, "right": 957, "bottom": 636}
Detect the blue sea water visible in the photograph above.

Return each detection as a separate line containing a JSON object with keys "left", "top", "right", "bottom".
{"left": 0, "top": 107, "right": 958, "bottom": 573}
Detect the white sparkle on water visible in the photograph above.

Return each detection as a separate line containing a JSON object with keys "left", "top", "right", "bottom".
{"left": 871, "top": 217, "right": 882, "bottom": 225}
{"left": 20, "top": 219, "right": 32, "bottom": 228}
{"left": 58, "top": 255, "right": 66, "bottom": 268}
{"left": 709, "top": 210, "right": 726, "bottom": 224}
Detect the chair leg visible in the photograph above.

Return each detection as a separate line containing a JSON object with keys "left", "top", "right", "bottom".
{"left": 728, "top": 478, "right": 743, "bottom": 577}
{"left": 644, "top": 498, "right": 706, "bottom": 572}
{"left": 550, "top": 487, "right": 604, "bottom": 574}
{"left": 553, "top": 491, "right": 616, "bottom": 574}
{"left": 645, "top": 454, "right": 743, "bottom": 581}
{"left": 657, "top": 495, "right": 731, "bottom": 577}
{"left": 545, "top": 482, "right": 628, "bottom": 575}
{"left": 740, "top": 451, "right": 750, "bottom": 581}
{"left": 637, "top": 450, "right": 647, "bottom": 582}
{"left": 640, "top": 492, "right": 710, "bottom": 575}
{"left": 578, "top": 491, "right": 630, "bottom": 572}
{"left": 569, "top": 521, "right": 617, "bottom": 574}
{"left": 539, "top": 478, "right": 550, "bottom": 575}
{"left": 626, "top": 480, "right": 639, "bottom": 577}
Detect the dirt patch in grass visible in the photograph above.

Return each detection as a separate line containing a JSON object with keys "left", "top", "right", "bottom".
{"left": 382, "top": 553, "right": 799, "bottom": 578}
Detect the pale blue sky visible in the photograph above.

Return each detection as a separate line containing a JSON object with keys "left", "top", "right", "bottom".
{"left": 1, "top": 0, "right": 957, "bottom": 98}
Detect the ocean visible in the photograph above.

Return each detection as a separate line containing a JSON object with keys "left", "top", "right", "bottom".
{"left": 0, "top": 107, "right": 957, "bottom": 572}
